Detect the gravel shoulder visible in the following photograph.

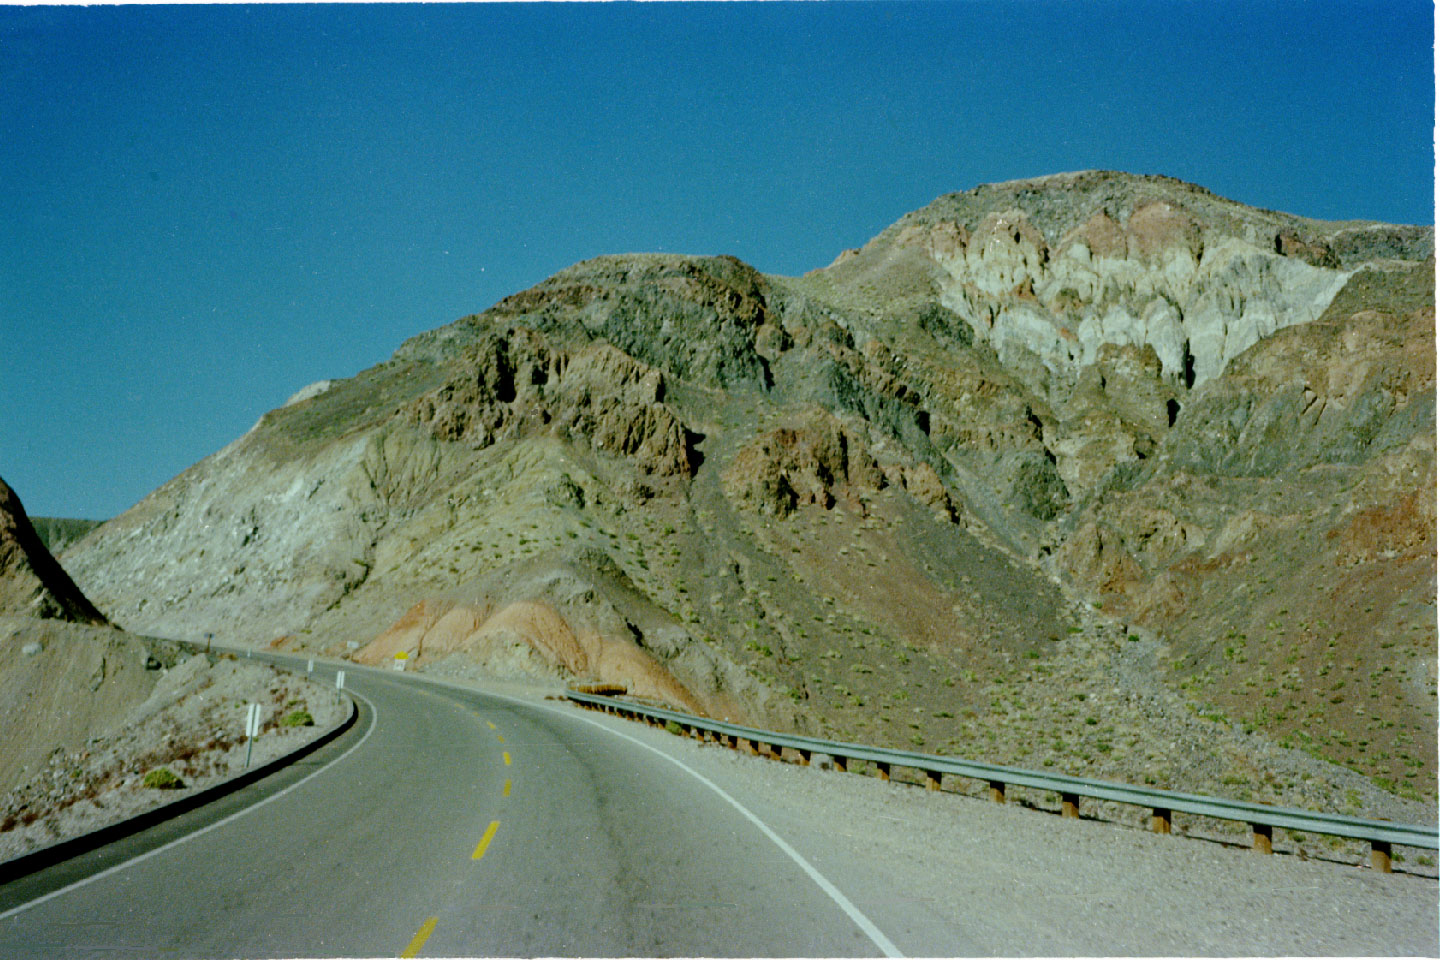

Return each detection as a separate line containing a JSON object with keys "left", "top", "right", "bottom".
{"left": 589, "top": 700, "right": 1439, "bottom": 956}
{"left": 439, "top": 669, "right": 1437, "bottom": 958}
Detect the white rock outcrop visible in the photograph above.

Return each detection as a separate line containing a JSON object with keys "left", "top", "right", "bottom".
{"left": 921, "top": 205, "right": 1351, "bottom": 389}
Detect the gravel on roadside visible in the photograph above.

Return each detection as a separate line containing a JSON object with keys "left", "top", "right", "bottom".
{"left": 542, "top": 689, "right": 1440, "bottom": 957}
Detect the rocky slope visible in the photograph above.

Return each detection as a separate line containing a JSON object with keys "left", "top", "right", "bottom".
{"left": 59, "top": 171, "right": 1435, "bottom": 825}
{"left": 0, "top": 618, "right": 346, "bottom": 863}
{"left": 0, "top": 477, "right": 107, "bottom": 624}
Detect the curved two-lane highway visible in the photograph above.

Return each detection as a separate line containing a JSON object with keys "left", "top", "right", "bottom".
{"left": 0, "top": 656, "right": 904, "bottom": 958}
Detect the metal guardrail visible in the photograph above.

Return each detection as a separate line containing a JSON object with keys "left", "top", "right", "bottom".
{"left": 566, "top": 690, "right": 1439, "bottom": 872}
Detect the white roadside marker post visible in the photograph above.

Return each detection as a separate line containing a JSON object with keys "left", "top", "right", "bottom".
{"left": 336, "top": 670, "right": 346, "bottom": 691}
{"left": 244, "top": 703, "right": 261, "bottom": 769}
{"left": 307, "top": 658, "right": 314, "bottom": 674}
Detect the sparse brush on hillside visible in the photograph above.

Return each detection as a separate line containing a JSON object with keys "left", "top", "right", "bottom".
{"left": 57, "top": 171, "right": 1435, "bottom": 823}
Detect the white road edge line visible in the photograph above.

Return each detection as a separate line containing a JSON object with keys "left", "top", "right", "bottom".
{"left": 0, "top": 690, "right": 380, "bottom": 921}
{"left": 513, "top": 694, "right": 905, "bottom": 958}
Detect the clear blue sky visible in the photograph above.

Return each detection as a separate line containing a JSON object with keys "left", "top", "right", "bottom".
{"left": 2, "top": 1, "right": 1433, "bottom": 519}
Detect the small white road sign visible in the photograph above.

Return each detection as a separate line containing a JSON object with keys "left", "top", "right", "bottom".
{"left": 245, "top": 702, "right": 261, "bottom": 738}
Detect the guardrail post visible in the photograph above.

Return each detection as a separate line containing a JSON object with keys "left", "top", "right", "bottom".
{"left": 561, "top": 693, "right": 1437, "bottom": 863}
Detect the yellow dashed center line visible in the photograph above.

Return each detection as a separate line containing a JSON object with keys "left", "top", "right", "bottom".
{"left": 472, "top": 820, "right": 500, "bottom": 860}
{"left": 486, "top": 721, "right": 496, "bottom": 730}
{"left": 503, "top": 778, "right": 511, "bottom": 797}
{"left": 496, "top": 733, "right": 505, "bottom": 743}
{"left": 502, "top": 751, "right": 511, "bottom": 766}
{"left": 400, "top": 916, "right": 438, "bottom": 958}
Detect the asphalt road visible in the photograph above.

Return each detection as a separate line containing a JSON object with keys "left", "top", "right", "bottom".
{"left": 0, "top": 656, "right": 913, "bottom": 958}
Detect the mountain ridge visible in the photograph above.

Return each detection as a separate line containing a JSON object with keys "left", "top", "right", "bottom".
{"left": 54, "top": 171, "right": 1435, "bottom": 827}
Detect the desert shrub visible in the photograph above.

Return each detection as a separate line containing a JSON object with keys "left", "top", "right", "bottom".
{"left": 143, "top": 768, "right": 185, "bottom": 790}
{"left": 280, "top": 710, "right": 314, "bottom": 727}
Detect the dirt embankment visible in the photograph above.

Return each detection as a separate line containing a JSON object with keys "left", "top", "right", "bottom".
{"left": 0, "top": 617, "right": 346, "bottom": 864}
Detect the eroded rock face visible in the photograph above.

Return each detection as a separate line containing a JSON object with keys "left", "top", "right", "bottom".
{"left": 0, "top": 478, "right": 106, "bottom": 624}
{"left": 409, "top": 334, "right": 701, "bottom": 479}
{"left": 1057, "top": 264, "right": 1435, "bottom": 605}
{"left": 916, "top": 199, "right": 1352, "bottom": 391}
{"left": 1046, "top": 262, "right": 1436, "bottom": 793}
{"left": 432, "top": 253, "right": 776, "bottom": 390}
{"left": 724, "top": 412, "right": 887, "bottom": 516}
{"left": 722, "top": 409, "right": 969, "bottom": 524}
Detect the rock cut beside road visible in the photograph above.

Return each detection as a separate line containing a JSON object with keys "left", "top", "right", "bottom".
{"left": 0, "top": 619, "right": 347, "bottom": 866}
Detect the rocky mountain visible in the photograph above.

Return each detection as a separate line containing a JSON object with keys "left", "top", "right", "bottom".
{"left": 0, "top": 477, "right": 107, "bottom": 624}
{"left": 58, "top": 171, "right": 1435, "bottom": 825}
